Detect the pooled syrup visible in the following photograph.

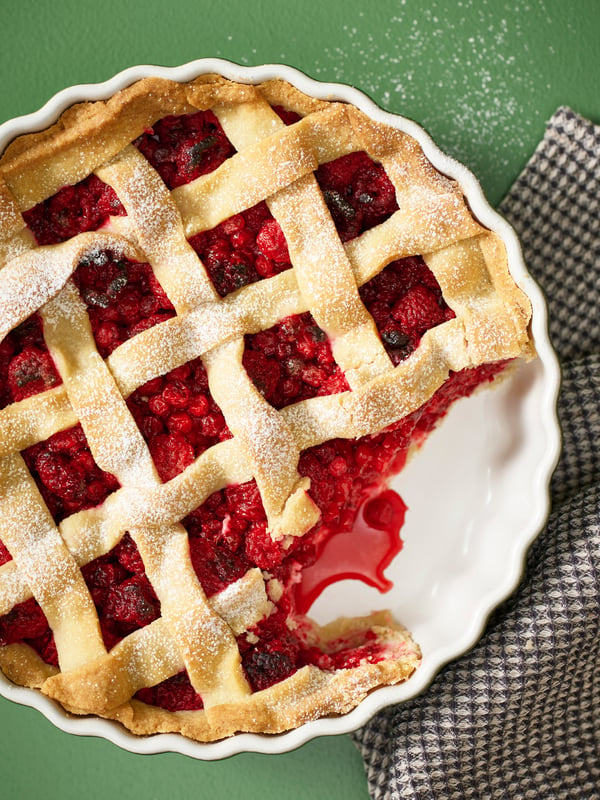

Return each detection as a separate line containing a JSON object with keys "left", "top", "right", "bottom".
{"left": 293, "top": 489, "right": 407, "bottom": 614}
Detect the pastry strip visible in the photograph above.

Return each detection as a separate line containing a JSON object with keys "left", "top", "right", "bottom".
{"left": 0, "top": 453, "right": 105, "bottom": 671}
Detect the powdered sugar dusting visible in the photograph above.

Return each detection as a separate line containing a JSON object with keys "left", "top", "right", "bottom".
{"left": 271, "top": 1, "right": 558, "bottom": 201}
{"left": 210, "top": 568, "right": 272, "bottom": 635}
{"left": 0, "top": 247, "right": 73, "bottom": 341}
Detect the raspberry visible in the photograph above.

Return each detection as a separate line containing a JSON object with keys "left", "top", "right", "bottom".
{"left": 114, "top": 533, "right": 147, "bottom": 575}
{"left": 140, "top": 415, "right": 164, "bottom": 440}
{"left": 329, "top": 456, "right": 348, "bottom": 477}
{"left": 319, "top": 371, "right": 350, "bottom": 395}
{"left": 256, "top": 219, "right": 290, "bottom": 261}
{"left": 301, "top": 365, "right": 326, "bottom": 388}
{"left": 359, "top": 256, "right": 455, "bottom": 364}
{"left": 170, "top": 363, "right": 191, "bottom": 381}
{"left": 127, "top": 356, "right": 231, "bottom": 479}
{"left": 392, "top": 284, "right": 446, "bottom": 338}
{"left": 72, "top": 254, "right": 176, "bottom": 358}
{"left": 281, "top": 377, "right": 301, "bottom": 398}
{"left": 95, "top": 321, "right": 121, "bottom": 354}
{"left": 1, "top": 316, "right": 61, "bottom": 410}
{"left": 104, "top": 575, "right": 160, "bottom": 635}
{"left": 187, "top": 536, "right": 252, "bottom": 597}
{"left": 162, "top": 380, "right": 190, "bottom": 408}
{"left": 126, "top": 312, "right": 173, "bottom": 340}
{"left": 35, "top": 451, "right": 84, "bottom": 502}
{"left": 224, "top": 481, "right": 265, "bottom": 521}
{"left": 135, "top": 671, "right": 204, "bottom": 711}
{"left": 148, "top": 394, "right": 170, "bottom": 417}
{"left": 188, "top": 394, "right": 210, "bottom": 417}
{"left": 200, "top": 411, "right": 226, "bottom": 438}
{"left": 221, "top": 215, "right": 245, "bottom": 234}
{"left": 79, "top": 535, "right": 159, "bottom": 650}
{"left": 31, "top": 630, "right": 59, "bottom": 668}
{"left": 205, "top": 237, "right": 230, "bottom": 267}
{"left": 7, "top": 346, "right": 60, "bottom": 402}
{"left": 242, "top": 350, "right": 281, "bottom": 400}
{"left": 148, "top": 432, "right": 195, "bottom": 482}
{"left": 237, "top": 601, "right": 301, "bottom": 692}
{"left": 167, "top": 411, "right": 193, "bottom": 435}
{"left": 244, "top": 521, "right": 286, "bottom": 570}
{"left": 49, "top": 427, "right": 85, "bottom": 453}
{"left": 242, "top": 641, "right": 297, "bottom": 692}
{"left": 82, "top": 557, "right": 128, "bottom": 589}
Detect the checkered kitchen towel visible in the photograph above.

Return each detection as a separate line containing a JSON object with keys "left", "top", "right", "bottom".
{"left": 353, "top": 108, "right": 600, "bottom": 799}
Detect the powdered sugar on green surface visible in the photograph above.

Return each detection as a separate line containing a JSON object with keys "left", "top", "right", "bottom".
{"left": 312, "top": 2, "right": 558, "bottom": 192}
{"left": 217, "top": 0, "right": 572, "bottom": 206}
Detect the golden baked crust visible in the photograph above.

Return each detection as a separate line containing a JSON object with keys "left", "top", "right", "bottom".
{"left": 0, "top": 74, "right": 531, "bottom": 741}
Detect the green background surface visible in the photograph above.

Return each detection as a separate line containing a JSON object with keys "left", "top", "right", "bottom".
{"left": 0, "top": 2, "right": 598, "bottom": 798}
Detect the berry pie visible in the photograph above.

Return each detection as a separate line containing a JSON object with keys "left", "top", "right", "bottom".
{"left": 0, "top": 73, "right": 533, "bottom": 741}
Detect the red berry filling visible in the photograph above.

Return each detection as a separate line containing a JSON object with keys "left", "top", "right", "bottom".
{"left": 183, "top": 480, "right": 275, "bottom": 577}
{"left": 23, "top": 174, "right": 126, "bottom": 245}
{"left": 189, "top": 202, "right": 293, "bottom": 297}
{"left": 293, "top": 489, "right": 408, "bottom": 615}
{"left": 360, "top": 255, "right": 455, "bottom": 364}
{"left": 81, "top": 534, "right": 160, "bottom": 650}
{"left": 238, "top": 601, "right": 300, "bottom": 691}
{"left": 243, "top": 312, "right": 349, "bottom": 408}
{"left": 135, "top": 671, "right": 204, "bottom": 711}
{"left": 0, "top": 542, "right": 56, "bottom": 666}
{"left": 165, "top": 420, "right": 418, "bottom": 695}
{"left": 412, "top": 360, "right": 508, "bottom": 443}
{"left": 126, "top": 357, "right": 231, "bottom": 483}
{"left": 21, "top": 424, "right": 120, "bottom": 524}
{"left": 272, "top": 105, "right": 302, "bottom": 126}
{"left": 0, "top": 540, "right": 11, "bottom": 567}
{"left": 298, "top": 422, "right": 415, "bottom": 535}
{"left": 134, "top": 109, "right": 236, "bottom": 190}
{"left": 0, "top": 314, "right": 61, "bottom": 409}
{"left": 72, "top": 249, "right": 176, "bottom": 358}
{"left": 241, "top": 259, "right": 452, "bottom": 411}
{"left": 273, "top": 104, "right": 399, "bottom": 243}
{"left": 21, "top": 169, "right": 177, "bottom": 365}
{"left": 0, "top": 534, "right": 160, "bottom": 666}
{"left": 0, "top": 358, "right": 508, "bottom": 686}
{"left": 300, "top": 628, "right": 389, "bottom": 672}
{"left": 315, "top": 151, "right": 399, "bottom": 242}
{"left": 238, "top": 600, "right": 392, "bottom": 692}
{"left": 0, "top": 597, "right": 57, "bottom": 666}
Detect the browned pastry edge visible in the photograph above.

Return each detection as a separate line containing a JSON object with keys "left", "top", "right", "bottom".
{"left": 0, "top": 613, "right": 420, "bottom": 741}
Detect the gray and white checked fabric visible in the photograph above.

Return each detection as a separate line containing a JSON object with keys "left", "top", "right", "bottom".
{"left": 353, "top": 107, "right": 600, "bottom": 800}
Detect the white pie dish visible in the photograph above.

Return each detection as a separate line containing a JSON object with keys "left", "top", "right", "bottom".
{"left": 0, "top": 58, "right": 561, "bottom": 759}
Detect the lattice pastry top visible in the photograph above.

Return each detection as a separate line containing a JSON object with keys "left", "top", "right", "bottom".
{"left": 0, "top": 74, "right": 532, "bottom": 741}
